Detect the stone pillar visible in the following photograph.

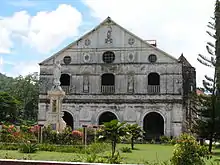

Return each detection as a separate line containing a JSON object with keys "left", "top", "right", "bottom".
{"left": 45, "top": 60, "right": 66, "bottom": 133}
{"left": 46, "top": 88, "right": 66, "bottom": 133}
{"left": 166, "top": 110, "right": 172, "bottom": 137}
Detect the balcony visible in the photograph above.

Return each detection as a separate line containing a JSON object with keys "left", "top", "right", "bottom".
{"left": 101, "top": 85, "right": 115, "bottom": 94}
{"left": 147, "top": 85, "right": 160, "bottom": 94}
{"left": 61, "top": 86, "right": 70, "bottom": 94}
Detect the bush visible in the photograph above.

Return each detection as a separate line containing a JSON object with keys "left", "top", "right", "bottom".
{"left": 150, "top": 139, "right": 156, "bottom": 144}
{"left": 120, "top": 147, "right": 132, "bottom": 153}
{"left": 170, "top": 133, "right": 211, "bottom": 165}
{"left": 0, "top": 143, "right": 19, "bottom": 150}
{"left": 86, "top": 142, "right": 110, "bottom": 154}
{"left": 169, "top": 138, "right": 177, "bottom": 145}
{"left": 42, "top": 126, "right": 82, "bottom": 145}
{"left": 38, "top": 143, "right": 85, "bottom": 153}
{"left": 160, "top": 136, "right": 170, "bottom": 144}
{"left": 19, "top": 141, "right": 38, "bottom": 153}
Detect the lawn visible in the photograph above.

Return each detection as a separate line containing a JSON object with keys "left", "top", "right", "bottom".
{"left": 0, "top": 144, "right": 220, "bottom": 164}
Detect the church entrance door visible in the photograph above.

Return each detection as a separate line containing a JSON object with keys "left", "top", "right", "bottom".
{"left": 62, "top": 111, "right": 74, "bottom": 130}
{"left": 143, "top": 112, "right": 164, "bottom": 140}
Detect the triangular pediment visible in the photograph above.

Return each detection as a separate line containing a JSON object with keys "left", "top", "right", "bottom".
{"left": 40, "top": 17, "right": 178, "bottom": 65}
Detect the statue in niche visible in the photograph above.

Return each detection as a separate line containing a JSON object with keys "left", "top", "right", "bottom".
{"left": 52, "top": 100, "right": 57, "bottom": 112}
{"left": 105, "top": 27, "right": 113, "bottom": 44}
{"left": 53, "top": 60, "right": 61, "bottom": 87}
{"left": 128, "top": 75, "right": 134, "bottom": 93}
{"left": 83, "top": 76, "right": 89, "bottom": 92}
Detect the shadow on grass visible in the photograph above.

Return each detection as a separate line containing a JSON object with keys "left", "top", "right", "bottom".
{"left": 212, "top": 152, "right": 220, "bottom": 157}
{"left": 132, "top": 148, "right": 140, "bottom": 151}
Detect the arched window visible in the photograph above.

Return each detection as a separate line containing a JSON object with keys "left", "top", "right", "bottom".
{"left": 60, "top": 74, "right": 70, "bottom": 86}
{"left": 60, "top": 74, "right": 70, "bottom": 94}
{"left": 148, "top": 72, "right": 160, "bottom": 93}
{"left": 101, "top": 73, "right": 115, "bottom": 93}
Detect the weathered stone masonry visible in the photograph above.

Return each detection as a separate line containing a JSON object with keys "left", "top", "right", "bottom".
{"left": 38, "top": 17, "right": 196, "bottom": 138}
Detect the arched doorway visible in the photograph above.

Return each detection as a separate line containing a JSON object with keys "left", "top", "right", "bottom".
{"left": 98, "top": 111, "right": 118, "bottom": 125}
{"left": 143, "top": 112, "right": 164, "bottom": 140}
{"left": 62, "top": 111, "right": 74, "bottom": 130}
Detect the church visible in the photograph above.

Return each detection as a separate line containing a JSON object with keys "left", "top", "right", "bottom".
{"left": 38, "top": 17, "right": 196, "bottom": 138}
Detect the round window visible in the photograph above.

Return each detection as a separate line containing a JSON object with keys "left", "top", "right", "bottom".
{"left": 128, "top": 38, "right": 135, "bottom": 45}
{"left": 102, "top": 51, "right": 115, "bottom": 63}
{"left": 63, "top": 56, "right": 71, "bottom": 64}
{"left": 148, "top": 54, "right": 157, "bottom": 63}
{"left": 85, "top": 39, "right": 91, "bottom": 46}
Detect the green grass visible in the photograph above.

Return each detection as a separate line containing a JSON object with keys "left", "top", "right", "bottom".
{"left": 118, "top": 144, "right": 173, "bottom": 164}
{"left": 0, "top": 144, "right": 220, "bottom": 164}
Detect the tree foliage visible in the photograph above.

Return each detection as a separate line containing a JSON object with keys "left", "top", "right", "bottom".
{"left": 194, "top": 0, "right": 220, "bottom": 152}
{"left": 98, "top": 120, "right": 127, "bottom": 158}
{"left": 0, "top": 92, "right": 20, "bottom": 123}
{"left": 0, "top": 72, "right": 39, "bottom": 122}
{"left": 170, "top": 133, "right": 210, "bottom": 165}
{"left": 126, "top": 123, "right": 144, "bottom": 150}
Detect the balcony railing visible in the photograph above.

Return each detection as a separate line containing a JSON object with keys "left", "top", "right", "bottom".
{"left": 61, "top": 85, "right": 70, "bottom": 94}
{"left": 101, "top": 85, "right": 115, "bottom": 94}
{"left": 147, "top": 85, "right": 160, "bottom": 94}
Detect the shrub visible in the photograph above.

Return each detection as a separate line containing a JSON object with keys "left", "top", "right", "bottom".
{"left": 0, "top": 143, "right": 19, "bottom": 150}
{"left": 19, "top": 141, "right": 38, "bottom": 153}
{"left": 38, "top": 143, "right": 85, "bottom": 153}
{"left": 169, "top": 138, "right": 177, "bottom": 145}
{"left": 86, "top": 142, "right": 111, "bottom": 154}
{"left": 0, "top": 125, "right": 17, "bottom": 142}
{"left": 120, "top": 146, "right": 132, "bottom": 153}
{"left": 150, "top": 139, "right": 156, "bottom": 144}
{"left": 170, "top": 133, "right": 211, "bottom": 165}
{"left": 42, "top": 126, "right": 82, "bottom": 145}
{"left": 160, "top": 136, "right": 170, "bottom": 144}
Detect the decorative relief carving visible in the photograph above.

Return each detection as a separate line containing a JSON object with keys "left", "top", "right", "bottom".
{"left": 101, "top": 65, "right": 118, "bottom": 73}
{"left": 124, "top": 109, "right": 136, "bottom": 121}
{"left": 83, "top": 53, "right": 90, "bottom": 62}
{"left": 79, "top": 109, "right": 90, "bottom": 120}
{"left": 128, "top": 52, "right": 135, "bottom": 62}
{"left": 128, "top": 38, "right": 135, "bottom": 45}
{"left": 165, "top": 104, "right": 173, "bottom": 111}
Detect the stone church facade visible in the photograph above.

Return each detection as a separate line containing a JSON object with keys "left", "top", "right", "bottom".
{"left": 38, "top": 17, "right": 196, "bottom": 138}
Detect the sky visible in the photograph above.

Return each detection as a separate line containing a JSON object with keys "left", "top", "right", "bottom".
{"left": 0, "top": 0, "right": 216, "bottom": 87}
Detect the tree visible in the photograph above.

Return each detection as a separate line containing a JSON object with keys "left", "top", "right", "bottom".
{"left": 126, "top": 123, "right": 144, "bottom": 150}
{"left": 98, "top": 120, "right": 127, "bottom": 158}
{"left": 195, "top": 0, "right": 220, "bottom": 152}
{"left": 8, "top": 73, "right": 39, "bottom": 122}
{"left": 0, "top": 92, "right": 20, "bottom": 123}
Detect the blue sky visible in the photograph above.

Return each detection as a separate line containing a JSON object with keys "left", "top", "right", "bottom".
{"left": 0, "top": 0, "right": 216, "bottom": 86}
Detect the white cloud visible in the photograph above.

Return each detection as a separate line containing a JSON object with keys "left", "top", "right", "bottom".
{"left": 0, "top": 4, "right": 82, "bottom": 54}
{"left": 83, "top": 0, "right": 215, "bottom": 87}
{"left": 4, "top": 61, "right": 39, "bottom": 77}
{"left": 0, "top": 26, "right": 13, "bottom": 54}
